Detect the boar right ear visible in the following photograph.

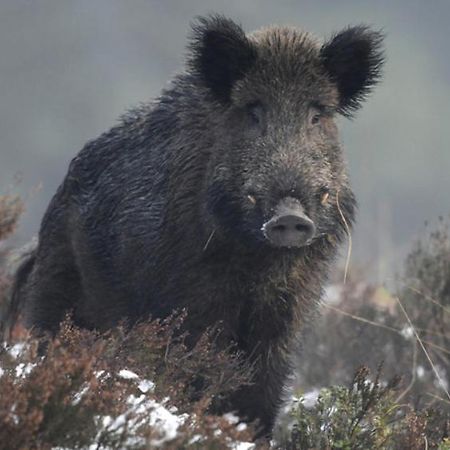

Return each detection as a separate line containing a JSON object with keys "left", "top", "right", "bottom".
{"left": 320, "top": 26, "right": 385, "bottom": 117}
{"left": 189, "top": 15, "right": 257, "bottom": 103}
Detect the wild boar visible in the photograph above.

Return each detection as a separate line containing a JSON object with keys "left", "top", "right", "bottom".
{"left": 10, "top": 15, "right": 384, "bottom": 435}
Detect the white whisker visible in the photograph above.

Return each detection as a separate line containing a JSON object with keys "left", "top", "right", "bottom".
{"left": 203, "top": 229, "right": 216, "bottom": 251}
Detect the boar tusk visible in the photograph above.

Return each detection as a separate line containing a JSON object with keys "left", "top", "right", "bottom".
{"left": 247, "top": 195, "right": 257, "bottom": 205}
{"left": 321, "top": 192, "right": 329, "bottom": 205}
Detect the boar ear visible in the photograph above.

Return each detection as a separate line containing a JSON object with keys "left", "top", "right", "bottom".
{"left": 189, "top": 15, "right": 257, "bottom": 103}
{"left": 320, "top": 26, "right": 385, "bottom": 117}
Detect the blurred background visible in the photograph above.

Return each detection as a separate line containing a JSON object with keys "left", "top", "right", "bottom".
{"left": 1, "top": 0, "right": 450, "bottom": 281}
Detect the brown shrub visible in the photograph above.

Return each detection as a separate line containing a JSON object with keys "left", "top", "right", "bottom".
{"left": 0, "top": 316, "right": 255, "bottom": 449}
{"left": 296, "top": 219, "right": 450, "bottom": 413}
{"left": 0, "top": 194, "right": 23, "bottom": 242}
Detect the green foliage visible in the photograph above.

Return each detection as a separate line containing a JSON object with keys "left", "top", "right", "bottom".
{"left": 291, "top": 368, "right": 398, "bottom": 449}
{"left": 279, "top": 367, "right": 448, "bottom": 450}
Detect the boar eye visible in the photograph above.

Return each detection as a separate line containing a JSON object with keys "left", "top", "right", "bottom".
{"left": 246, "top": 102, "right": 265, "bottom": 127}
{"left": 311, "top": 113, "right": 322, "bottom": 125}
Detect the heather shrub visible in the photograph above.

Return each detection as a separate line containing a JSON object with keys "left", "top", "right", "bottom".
{"left": 278, "top": 367, "right": 449, "bottom": 450}
{"left": 0, "top": 194, "right": 24, "bottom": 340}
{"left": 297, "top": 218, "right": 450, "bottom": 412}
{"left": 0, "top": 194, "right": 22, "bottom": 242}
{"left": 0, "top": 317, "right": 255, "bottom": 450}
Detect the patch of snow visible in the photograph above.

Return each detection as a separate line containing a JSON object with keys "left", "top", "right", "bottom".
{"left": 324, "top": 284, "right": 343, "bottom": 305}
{"left": 400, "top": 326, "right": 414, "bottom": 340}
{"left": 138, "top": 379, "right": 155, "bottom": 394}
{"left": 223, "top": 412, "right": 240, "bottom": 424}
{"left": 9, "top": 342, "right": 26, "bottom": 358}
{"left": 416, "top": 365, "right": 425, "bottom": 379}
{"left": 147, "top": 397, "right": 188, "bottom": 444}
{"left": 91, "top": 394, "right": 188, "bottom": 447}
{"left": 223, "top": 412, "right": 248, "bottom": 432}
{"left": 117, "top": 369, "right": 154, "bottom": 393}
{"left": 236, "top": 423, "right": 248, "bottom": 432}
{"left": 302, "top": 389, "right": 320, "bottom": 408}
{"left": 188, "top": 434, "right": 203, "bottom": 445}
{"left": 118, "top": 369, "right": 139, "bottom": 380}
{"left": 72, "top": 384, "right": 90, "bottom": 405}
{"left": 233, "top": 443, "right": 255, "bottom": 450}
{"left": 15, "top": 362, "right": 35, "bottom": 378}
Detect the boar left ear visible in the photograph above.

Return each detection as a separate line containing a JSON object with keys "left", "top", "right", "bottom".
{"left": 320, "top": 26, "right": 385, "bottom": 117}
{"left": 189, "top": 15, "right": 257, "bottom": 103}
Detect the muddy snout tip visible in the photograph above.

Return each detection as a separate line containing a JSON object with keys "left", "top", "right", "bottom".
{"left": 262, "top": 198, "right": 316, "bottom": 248}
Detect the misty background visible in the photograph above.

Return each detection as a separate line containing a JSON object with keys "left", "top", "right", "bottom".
{"left": 1, "top": 0, "right": 449, "bottom": 282}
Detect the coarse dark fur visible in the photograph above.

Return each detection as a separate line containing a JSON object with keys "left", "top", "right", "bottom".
{"left": 9, "top": 16, "right": 384, "bottom": 435}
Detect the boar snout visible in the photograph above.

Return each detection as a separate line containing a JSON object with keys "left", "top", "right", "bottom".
{"left": 263, "top": 197, "right": 316, "bottom": 248}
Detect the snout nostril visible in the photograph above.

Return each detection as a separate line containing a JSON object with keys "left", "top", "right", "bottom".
{"left": 272, "top": 224, "right": 286, "bottom": 232}
{"left": 295, "top": 223, "right": 310, "bottom": 232}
